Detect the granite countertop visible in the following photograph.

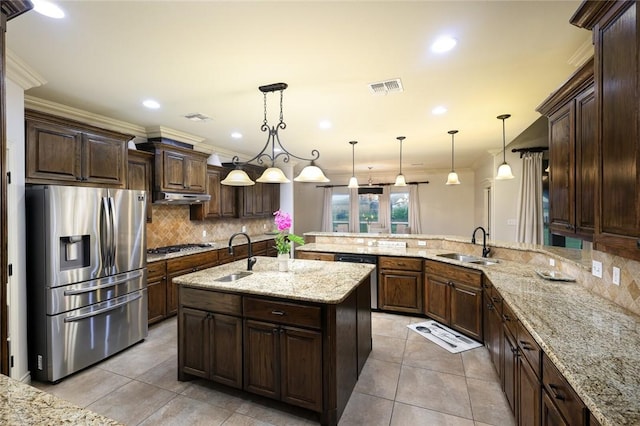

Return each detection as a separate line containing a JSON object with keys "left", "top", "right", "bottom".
{"left": 174, "top": 256, "right": 375, "bottom": 304}
{"left": 0, "top": 374, "right": 120, "bottom": 425}
{"left": 147, "top": 234, "right": 276, "bottom": 263}
{"left": 298, "top": 241, "right": 640, "bottom": 426}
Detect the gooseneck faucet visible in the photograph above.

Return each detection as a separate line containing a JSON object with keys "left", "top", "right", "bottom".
{"left": 228, "top": 232, "right": 257, "bottom": 271}
{"left": 471, "top": 226, "right": 491, "bottom": 258}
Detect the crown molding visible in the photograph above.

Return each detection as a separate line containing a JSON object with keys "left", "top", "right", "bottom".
{"left": 568, "top": 37, "right": 594, "bottom": 68}
{"left": 6, "top": 49, "right": 47, "bottom": 90}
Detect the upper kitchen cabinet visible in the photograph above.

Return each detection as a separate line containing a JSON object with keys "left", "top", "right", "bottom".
{"left": 537, "top": 57, "right": 596, "bottom": 241}
{"left": 571, "top": 1, "right": 640, "bottom": 261}
{"left": 190, "top": 165, "right": 238, "bottom": 220}
{"left": 137, "top": 140, "right": 208, "bottom": 194}
{"left": 235, "top": 165, "right": 280, "bottom": 218}
{"left": 25, "top": 110, "right": 129, "bottom": 187}
{"left": 127, "top": 149, "right": 153, "bottom": 222}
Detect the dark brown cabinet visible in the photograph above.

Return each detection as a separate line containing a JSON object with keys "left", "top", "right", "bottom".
{"left": 378, "top": 256, "right": 423, "bottom": 314}
{"left": 503, "top": 322, "right": 518, "bottom": 416}
{"left": 127, "top": 149, "right": 153, "bottom": 222}
{"left": 571, "top": 2, "right": 640, "bottom": 260}
{"left": 178, "top": 287, "right": 243, "bottom": 389}
{"left": 190, "top": 166, "right": 223, "bottom": 220}
{"left": 296, "top": 251, "right": 335, "bottom": 261}
{"left": 483, "top": 282, "right": 503, "bottom": 377}
{"left": 147, "top": 260, "right": 167, "bottom": 325}
{"left": 542, "top": 353, "right": 586, "bottom": 426}
{"left": 519, "top": 348, "right": 542, "bottom": 426}
{"left": 166, "top": 251, "right": 218, "bottom": 316}
{"left": 236, "top": 165, "right": 281, "bottom": 218}
{"left": 25, "top": 110, "right": 129, "bottom": 187}
{"left": 425, "top": 260, "right": 483, "bottom": 341}
{"left": 537, "top": 58, "right": 596, "bottom": 240}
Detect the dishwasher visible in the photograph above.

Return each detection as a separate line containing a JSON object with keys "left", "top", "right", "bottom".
{"left": 335, "top": 253, "right": 378, "bottom": 309}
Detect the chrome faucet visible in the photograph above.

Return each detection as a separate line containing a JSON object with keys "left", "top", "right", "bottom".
{"left": 228, "top": 232, "right": 257, "bottom": 271}
{"left": 471, "top": 226, "right": 491, "bottom": 258}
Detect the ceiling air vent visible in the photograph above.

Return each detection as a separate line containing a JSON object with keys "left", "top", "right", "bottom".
{"left": 184, "top": 113, "right": 212, "bottom": 122}
{"left": 368, "top": 78, "right": 404, "bottom": 95}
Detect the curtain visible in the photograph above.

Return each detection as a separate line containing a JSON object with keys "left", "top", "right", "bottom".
{"left": 321, "top": 187, "right": 333, "bottom": 232}
{"left": 516, "top": 152, "right": 543, "bottom": 244}
{"left": 409, "top": 184, "right": 422, "bottom": 234}
{"left": 349, "top": 187, "right": 360, "bottom": 232}
{"left": 379, "top": 185, "right": 391, "bottom": 228}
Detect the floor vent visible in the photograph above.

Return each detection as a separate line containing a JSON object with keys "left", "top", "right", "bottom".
{"left": 368, "top": 78, "right": 404, "bottom": 95}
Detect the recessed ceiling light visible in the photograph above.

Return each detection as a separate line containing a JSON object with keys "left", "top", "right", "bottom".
{"left": 432, "top": 106, "right": 448, "bottom": 115}
{"left": 143, "top": 99, "right": 161, "bottom": 109}
{"left": 431, "top": 35, "right": 457, "bottom": 53}
{"left": 231, "top": 132, "right": 243, "bottom": 139}
{"left": 32, "top": 0, "right": 65, "bottom": 19}
{"left": 319, "top": 120, "right": 332, "bottom": 129}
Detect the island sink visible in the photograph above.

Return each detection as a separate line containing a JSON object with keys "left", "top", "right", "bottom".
{"left": 214, "top": 271, "right": 253, "bottom": 282}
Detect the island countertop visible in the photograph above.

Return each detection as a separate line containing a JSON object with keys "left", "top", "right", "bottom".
{"left": 173, "top": 256, "right": 375, "bottom": 304}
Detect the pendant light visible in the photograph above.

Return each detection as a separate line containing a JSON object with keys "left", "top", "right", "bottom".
{"left": 394, "top": 136, "right": 407, "bottom": 187}
{"left": 446, "top": 130, "right": 461, "bottom": 185}
{"left": 496, "top": 114, "right": 515, "bottom": 180}
{"left": 348, "top": 141, "right": 359, "bottom": 188}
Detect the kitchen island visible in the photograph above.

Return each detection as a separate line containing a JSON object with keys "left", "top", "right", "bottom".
{"left": 174, "top": 256, "right": 375, "bottom": 426}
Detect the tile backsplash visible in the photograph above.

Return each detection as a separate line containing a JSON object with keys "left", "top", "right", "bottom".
{"left": 146, "top": 205, "right": 274, "bottom": 248}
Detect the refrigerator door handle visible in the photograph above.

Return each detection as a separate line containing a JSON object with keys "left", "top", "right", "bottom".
{"left": 108, "top": 196, "right": 117, "bottom": 271}
{"left": 63, "top": 270, "right": 144, "bottom": 295}
{"left": 100, "top": 197, "right": 111, "bottom": 271}
{"left": 63, "top": 292, "right": 143, "bottom": 323}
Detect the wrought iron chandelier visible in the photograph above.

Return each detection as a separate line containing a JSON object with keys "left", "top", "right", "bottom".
{"left": 221, "top": 82, "right": 329, "bottom": 186}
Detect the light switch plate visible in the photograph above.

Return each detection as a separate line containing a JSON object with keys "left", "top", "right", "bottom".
{"left": 592, "top": 260, "right": 603, "bottom": 278}
{"left": 549, "top": 258, "right": 555, "bottom": 266}
{"left": 418, "top": 241, "right": 427, "bottom": 246}
{"left": 612, "top": 267, "right": 621, "bottom": 286}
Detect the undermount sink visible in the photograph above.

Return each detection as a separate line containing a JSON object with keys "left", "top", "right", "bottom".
{"left": 437, "top": 253, "right": 499, "bottom": 265}
{"left": 215, "top": 271, "right": 253, "bottom": 282}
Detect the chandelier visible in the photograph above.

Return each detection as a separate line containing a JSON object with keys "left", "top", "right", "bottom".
{"left": 221, "top": 83, "right": 329, "bottom": 186}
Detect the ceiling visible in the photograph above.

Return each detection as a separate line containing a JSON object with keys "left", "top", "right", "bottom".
{"left": 6, "top": 1, "right": 590, "bottom": 177}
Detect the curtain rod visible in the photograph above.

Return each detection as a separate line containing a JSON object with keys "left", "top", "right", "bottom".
{"left": 315, "top": 181, "right": 430, "bottom": 188}
{"left": 511, "top": 146, "right": 548, "bottom": 158}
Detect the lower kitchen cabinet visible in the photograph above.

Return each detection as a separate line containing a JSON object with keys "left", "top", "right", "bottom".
{"left": 542, "top": 389, "right": 568, "bottom": 426}
{"left": 542, "top": 353, "right": 586, "bottom": 426}
{"left": 378, "top": 256, "right": 423, "bottom": 314}
{"left": 243, "top": 319, "right": 322, "bottom": 412}
{"left": 425, "top": 260, "right": 483, "bottom": 341}
{"left": 296, "top": 251, "right": 336, "bottom": 261}
{"left": 483, "top": 282, "right": 503, "bottom": 377}
{"left": 167, "top": 251, "right": 218, "bottom": 316}
{"left": 519, "top": 348, "right": 542, "bottom": 426}
{"left": 147, "top": 260, "right": 167, "bottom": 325}
{"left": 503, "top": 323, "right": 518, "bottom": 416}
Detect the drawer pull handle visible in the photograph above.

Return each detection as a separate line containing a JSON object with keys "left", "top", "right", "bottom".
{"left": 503, "top": 315, "right": 511, "bottom": 322}
{"left": 519, "top": 341, "right": 533, "bottom": 350}
{"left": 271, "top": 310, "right": 285, "bottom": 316}
{"left": 491, "top": 296, "right": 501, "bottom": 303}
{"left": 549, "top": 384, "right": 565, "bottom": 401}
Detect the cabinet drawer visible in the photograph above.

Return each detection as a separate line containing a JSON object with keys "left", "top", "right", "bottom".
{"left": 379, "top": 256, "right": 422, "bottom": 271}
{"left": 243, "top": 297, "right": 321, "bottom": 329}
{"left": 542, "top": 353, "right": 586, "bottom": 426}
{"left": 297, "top": 251, "right": 335, "bottom": 261}
{"left": 232, "top": 244, "right": 249, "bottom": 259}
{"left": 167, "top": 251, "right": 217, "bottom": 274}
{"left": 502, "top": 301, "right": 517, "bottom": 338}
{"left": 147, "top": 261, "right": 166, "bottom": 280}
{"left": 425, "top": 260, "right": 482, "bottom": 288}
{"left": 518, "top": 320, "right": 542, "bottom": 379}
{"left": 252, "top": 241, "right": 268, "bottom": 254}
{"left": 180, "top": 287, "right": 242, "bottom": 316}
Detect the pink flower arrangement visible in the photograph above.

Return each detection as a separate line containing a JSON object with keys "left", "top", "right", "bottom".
{"left": 273, "top": 210, "right": 304, "bottom": 254}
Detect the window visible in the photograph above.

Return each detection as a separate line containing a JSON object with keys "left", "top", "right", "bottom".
{"left": 390, "top": 191, "right": 409, "bottom": 233}
{"left": 331, "top": 193, "right": 350, "bottom": 231}
{"left": 358, "top": 193, "right": 379, "bottom": 232}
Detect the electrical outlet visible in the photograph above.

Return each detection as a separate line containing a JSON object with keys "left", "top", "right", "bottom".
{"left": 241, "top": 225, "right": 247, "bottom": 233}
{"left": 549, "top": 258, "right": 555, "bottom": 267}
{"left": 592, "top": 260, "right": 603, "bottom": 278}
{"left": 202, "top": 230, "right": 207, "bottom": 238}
{"left": 418, "top": 241, "right": 427, "bottom": 246}
{"left": 612, "top": 267, "right": 621, "bottom": 286}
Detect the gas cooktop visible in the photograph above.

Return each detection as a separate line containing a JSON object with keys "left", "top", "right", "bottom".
{"left": 147, "top": 243, "right": 215, "bottom": 255}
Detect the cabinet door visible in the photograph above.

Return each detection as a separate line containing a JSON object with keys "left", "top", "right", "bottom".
{"left": 127, "top": 150, "right": 153, "bottom": 222}
{"left": 179, "top": 307, "right": 210, "bottom": 379}
{"left": 425, "top": 274, "right": 450, "bottom": 324}
{"left": 450, "top": 281, "right": 483, "bottom": 340}
{"left": 575, "top": 87, "right": 596, "bottom": 237}
{"left": 220, "top": 182, "right": 237, "bottom": 217}
{"left": 542, "top": 390, "right": 568, "bottom": 426}
{"left": 253, "top": 182, "right": 265, "bottom": 216}
{"left": 26, "top": 118, "right": 83, "bottom": 183}
{"left": 162, "top": 150, "right": 188, "bottom": 190}
{"left": 190, "top": 167, "right": 221, "bottom": 220}
{"left": 502, "top": 326, "right": 518, "bottom": 416}
{"left": 548, "top": 103, "right": 575, "bottom": 235}
{"left": 185, "top": 155, "right": 207, "bottom": 192}
{"left": 210, "top": 313, "right": 242, "bottom": 389}
{"left": 484, "top": 293, "right": 502, "bottom": 378}
{"left": 280, "top": 326, "right": 323, "bottom": 412}
{"left": 596, "top": 2, "right": 640, "bottom": 260}
{"left": 147, "top": 277, "right": 167, "bottom": 325}
{"left": 519, "top": 355, "right": 541, "bottom": 426}
{"left": 82, "top": 133, "right": 126, "bottom": 186}
{"left": 379, "top": 270, "right": 423, "bottom": 314}
{"left": 167, "top": 273, "right": 181, "bottom": 316}
{"left": 244, "top": 319, "right": 280, "bottom": 399}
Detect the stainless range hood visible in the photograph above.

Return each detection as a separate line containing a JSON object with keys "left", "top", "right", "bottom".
{"left": 153, "top": 192, "right": 211, "bottom": 204}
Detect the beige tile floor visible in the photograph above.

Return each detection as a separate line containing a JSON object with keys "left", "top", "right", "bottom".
{"left": 33, "top": 312, "right": 515, "bottom": 426}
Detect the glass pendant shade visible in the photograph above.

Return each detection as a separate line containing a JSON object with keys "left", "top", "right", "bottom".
{"left": 446, "top": 171, "right": 461, "bottom": 185}
{"left": 256, "top": 167, "right": 291, "bottom": 183}
{"left": 294, "top": 162, "right": 330, "bottom": 182}
{"left": 496, "top": 162, "right": 515, "bottom": 180}
{"left": 394, "top": 173, "right": 407, "bottom": 187}
{"left": 221, "top": 169, "right": 255, "bottom": 186}
{"left": 347, "top": 140, "right": 359, "bottom": 188}
{"left": 496, "top": 114, "right": 515, "bottom": 180}
{"left": 348, "top": 176, "right": 359, "bottom": 188}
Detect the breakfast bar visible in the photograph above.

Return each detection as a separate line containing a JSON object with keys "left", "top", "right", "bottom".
{"left": 174, "top": 256, "right": 375, "bottom": 426}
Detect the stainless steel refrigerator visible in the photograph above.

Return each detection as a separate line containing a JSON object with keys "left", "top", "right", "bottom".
{"left": 26, "top": 185, "right": 148, "bottom": 382}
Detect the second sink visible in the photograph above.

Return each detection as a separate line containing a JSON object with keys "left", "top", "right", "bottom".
{"left": 437, "top": 253, "right": 499, "bottom": 265}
